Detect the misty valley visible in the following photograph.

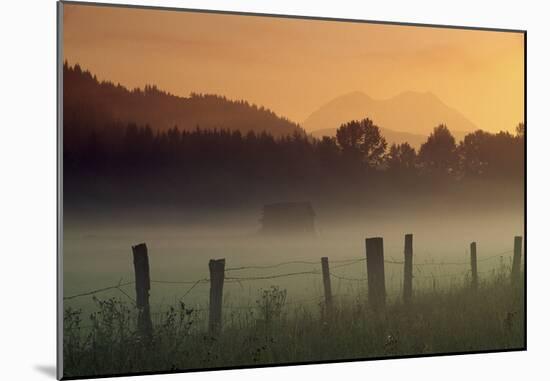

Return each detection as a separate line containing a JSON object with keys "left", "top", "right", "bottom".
{"left": 62, "top": 63, "right": 524, "bottom": 378}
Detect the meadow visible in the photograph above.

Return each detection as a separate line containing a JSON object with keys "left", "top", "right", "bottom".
{"left": 63, "top": 270, "right": 524, "bottom": 378}
{"left": 62, "top": 211, "right": 525, "bottom": 378}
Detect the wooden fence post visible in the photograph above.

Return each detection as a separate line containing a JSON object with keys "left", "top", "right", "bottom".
{"left": 365, "top": 237, "right": 386, "bottom": 311}
{"left": 208, "top": 258, "right": 225, "bottom": 335}
{"left": 132, "top": 243, "right": 153, "bottom": 340}
{"left": 511, "top": 236, "right": 523, "bottom": 285}
{"left": 403, "top": 234, "right": 413, "bottom": 303}
{"left": 321, "top": 257, "right": 333, "bottom": 312}
{"left": 470, "top": 242, "right": 478, "bottom": 290}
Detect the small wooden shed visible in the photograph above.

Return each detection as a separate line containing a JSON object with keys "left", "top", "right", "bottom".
{"left": 260, "top": 202, "right": 316, "bottom": 235}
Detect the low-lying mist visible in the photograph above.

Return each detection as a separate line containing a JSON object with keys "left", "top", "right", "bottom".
{"left": 63, "top": 196, "right": 524, "bottom": 315}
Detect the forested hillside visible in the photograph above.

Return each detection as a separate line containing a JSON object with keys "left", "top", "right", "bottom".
{"left": 63, "top": 62, "right": 303, "bottom": 139}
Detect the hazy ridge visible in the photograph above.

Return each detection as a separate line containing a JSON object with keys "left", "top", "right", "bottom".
{"left": 63, "top": 63, "right": 304, "bottom": 138}
{"left": 303, "top": 91, "right": 477, "bottom": 142}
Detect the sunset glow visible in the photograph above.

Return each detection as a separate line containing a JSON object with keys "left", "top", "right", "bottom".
{"left": 63, "top": 3, "right": 524, "bottom": 133}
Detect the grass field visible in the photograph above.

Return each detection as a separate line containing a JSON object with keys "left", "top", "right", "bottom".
{"left": 63, "top": 270, "right": 524, "bottom": 378}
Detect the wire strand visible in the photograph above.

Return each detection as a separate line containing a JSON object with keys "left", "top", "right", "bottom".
{"left": 63, "top": 281, "right": 135, "bottom": 301}
{"left": 226, "top": 271, "right": 319, "bottom": 281}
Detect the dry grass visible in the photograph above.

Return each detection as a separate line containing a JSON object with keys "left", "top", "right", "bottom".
{"left": 63, "top": 274, "right": 524, "bottom": 378}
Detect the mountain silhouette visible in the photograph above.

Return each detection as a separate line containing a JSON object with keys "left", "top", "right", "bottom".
{"left": 63, "top": 62, "right": 303, "bottom": 137}
{"left": 303, "top": 91, "right": 477, "bottom": 142}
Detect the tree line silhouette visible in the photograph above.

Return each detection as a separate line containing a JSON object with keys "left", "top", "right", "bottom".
{"left": 63, "top": 62, "right": 302, "bottom": 138}
{"left": 63, "top": 62, "right": 524, "bottom": 209}
{"left": 64, "top": 118, "right": 524, "bottom": 208}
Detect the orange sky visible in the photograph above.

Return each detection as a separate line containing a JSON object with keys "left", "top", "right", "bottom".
{"left": 62, "top": 3, "right": 524, "bottom": 133}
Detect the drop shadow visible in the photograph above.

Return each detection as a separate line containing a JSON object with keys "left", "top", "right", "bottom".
{"left": 34, "top": 365, "right": 57, "bottom": 379}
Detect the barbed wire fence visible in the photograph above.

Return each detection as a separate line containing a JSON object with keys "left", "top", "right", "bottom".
{"left": 63, "top": 237, "right": 521, "bottom": 324}
{"left": 61, "top": 233, "right": 525, "bottom": 338}
{"left": 63, "top": 250, "right": 516, "bottom": 301}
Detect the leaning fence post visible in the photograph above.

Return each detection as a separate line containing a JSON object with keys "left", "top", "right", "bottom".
{"left": 511, "top": 236, "right": 523, "bottom": 285}
{"left": 365, "top": 237, "right": 386, "bottom": 311}
{"left": 208, "top": 258, "right": 225, "bottom": 335}
{"left": 470, "top": 242, "right": 478, "bottom": 290}
{"left": 321, "top": 257, "right": 333, "bottom": 312}
{"left": 132, "top": 243, "right": 153, "bottom": 340}
{"left": 403, "top": 234, "right": 413, "bottom": 303}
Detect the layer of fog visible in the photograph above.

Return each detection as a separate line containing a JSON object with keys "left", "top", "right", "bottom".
{"left": 63, "top": 202, "right": 524, "bottom": 316}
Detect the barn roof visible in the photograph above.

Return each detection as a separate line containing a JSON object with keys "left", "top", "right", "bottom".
{"left": 262, "top": 202, "right": 315, "bottom": 216}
